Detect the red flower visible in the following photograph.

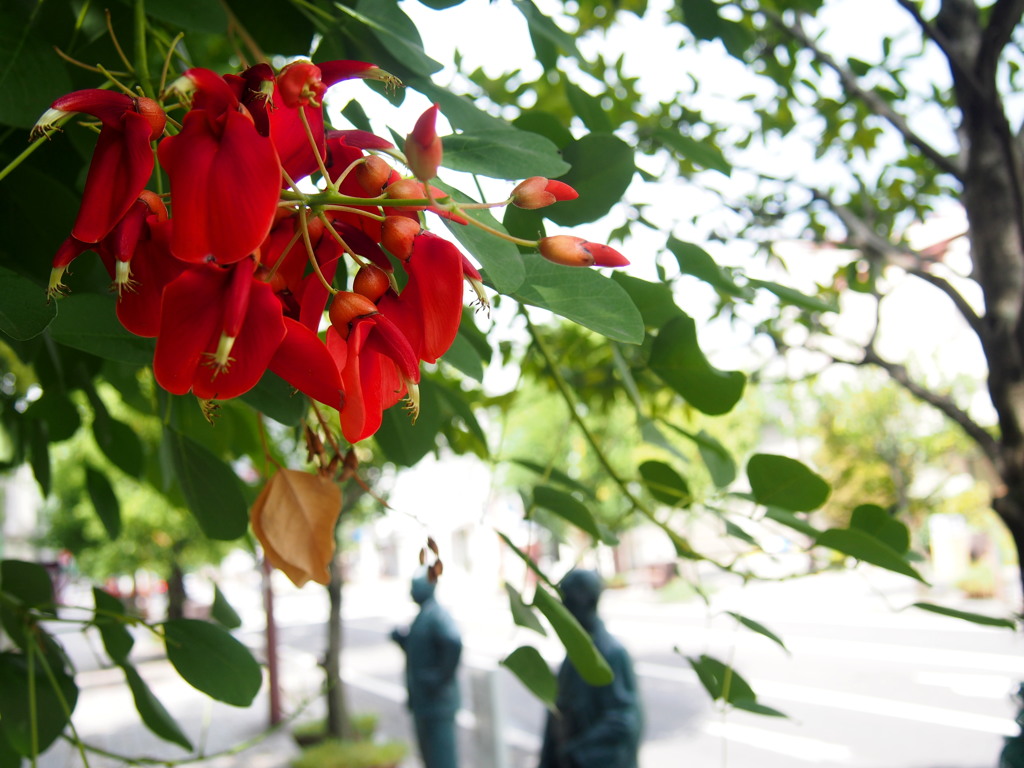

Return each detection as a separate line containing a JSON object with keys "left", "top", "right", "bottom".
{"left": 34, "top": 90, "right": 166, "bottom": 244}
{"left": 512, "top": 177, "right": 579, "bottom": 209}
{"left": 152, "top": 258, "right": 286, "bottom": 400}
{"left": 404, "top": 103, "right": 442, "bottom": 182}
{"left": 158, "top": 69, "right": 281, "bottom": 265}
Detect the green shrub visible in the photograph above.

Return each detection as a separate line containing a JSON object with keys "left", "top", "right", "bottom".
{"left": 291, "top": 739, "right": 408, "bottom": 768}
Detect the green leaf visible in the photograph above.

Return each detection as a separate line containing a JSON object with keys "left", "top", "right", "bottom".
{"left": 747, "top": 454, "right": 830, "bottom": 512}
{"left": 725, "top": 612, "right": 788, "bottom": 653}
{"left": 816, "top": 528, "right": 927, "bottom": 582}
{"left": 442, "top": 130, "right": 570, "bottom": 179}
{"left": 162, "top": 619, "right": 262, "bottom": 706}
{"left": 761, "top": 506, "right": 822, "bottom": 538}
{"left": 0, "top": 650, "right": 78, "bottom": 755}
{"left": 434, "top": 182, "right": 525, "bottom": 294}
{"left": 513, "top": 111, "right": 574, "bottom": 149}
{"left": 667, "top": 239, "right": 752, "bottom": 298}
{"left": 513, "top": 0, "right": 581, "bottom": 58}
{"left": 347, "top": 1, "right": 442, "bottom": 75}
{"left": 685, "top": 653, "right": 785, "bottom": 717}
{"left": 496, "top": 531, "right": 556, "bottom": 589}
{"left": 501, "top": 646, "right": 557, "bottom": 709}
{"left": 27, "top": 419, "right": 50, "bottom": 497}
{"left": 612, "top": 273, "right": 683, "bottom": 329}
{"left": 532, "top": 485, "right": 602, "bottom": 540}
{"left": 656, "top": 130, "right": 731, "bottom": 176}
{"left": 638, "top": 461, "right": 692, "bottom": 507}
{"left": 533, "top": 585, "right": 613, "bottom": 686}
{"left": 162, "top": 429, "right": 248, "bottom": 540}
{"left": 649, "top": 314, "right": 746, "bottom": 414}
{"left": 0, "top": 15, "right": 73, "bottom": 129}
{"left": 145, "top": 0, "right": 227, "bottom": 32}
{"left": 440, "top": 332, "right": 484, "bottom": 381}
{"left": 510, "top": 257, "right": 644, "bottom": 344}
{"left": 211, "top": 586, "right": 243, "bottom": 630}
{"left": 92, "top": 588, "right": 134, "bottom": 665}
{"left": 565, "top": 82, "right": 614, "bottom": 133}
{"left": 122, "top": 662, "right": 194, "bottom": 750}
{"left": 748, "top": 278, "right": 838, "bottom": 313}
{"left": 505, "top": 584, "right": 547, "bottom": 636}
{"left": 239, "top": 371, "right": 307, "bottom": 427}
{"left": 511, "top": 459, "right": 596, "bottom": 499}
{"left": 85, "top": 467, "right": 121, "bottom": 539}
{"left": 48, "top": 294, "right": 155, "bottom": 364}
{"left": 911, "top": 602, "right": 1017, "bottom": 630}
{"left": 0, "top": 726, "right": 20, "bottom": 768}
{"left": 849, "top": 504, "right": 909, "bottom": 554}
{"left": 544, "top": 135, "right": 635, "bottom": 226}
{"left": 667, "top": 426, "right": 737, "bottom": 487}
{"left": 0, "top": 561, "right": 55, "bottom": 649}
{"left": 91, "top": 409, "right": 144, "bottom": 478}
{"left": 0, "top": 267, "right": 55, "bottom": 340}
{"left": 23, "top": 392, "right": 79, "bottom": 442}
{"left": 374, "top": 378, "right": 444, "bottom": 467}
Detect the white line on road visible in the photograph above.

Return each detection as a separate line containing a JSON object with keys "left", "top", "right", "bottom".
{"left": 704, "top": 720, "right": 853, "bottom": 763}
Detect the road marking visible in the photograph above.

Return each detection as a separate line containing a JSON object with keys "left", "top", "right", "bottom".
{"left": 704, "top": 721, "right": 853, "bottom": 762}
{"left": 635, "top": 661, "right": 1017, "bottom": 736}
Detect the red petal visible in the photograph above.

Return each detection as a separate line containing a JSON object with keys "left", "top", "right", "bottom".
{"left": 160, "top": 110, "right": 281, "bottom": 264}
{"left": 116, "top": 223, "right": 188, "bottom": 337}
{"left": 269, "top": 318, "right": 344, "bottom": 411}
{"left": 153, "top": 267, "right": 228, "bottom": 394}
{"left": 73, "top": 113, "right": 156, "bottom": 243}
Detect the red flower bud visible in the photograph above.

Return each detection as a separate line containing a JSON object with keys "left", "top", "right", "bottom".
{"left": 353, "top": 264, "right": 391, "bottom": 302}
{"left": 537, "top": 236, "right": 630, "bottom": 268}
{"left": 328, "top": 291, "right": 379, "bottom": 338}
{"left": 381, "top": 216, "right": 421, "bottom": 261}
{"left": 511, "top": 177, "right": 579, "bottom": 209}
{"left": 404, "top": 103, "right": 442, "bottom": 181}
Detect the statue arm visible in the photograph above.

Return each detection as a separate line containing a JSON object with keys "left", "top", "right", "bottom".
{"left": 564, "top": 649, "right": 641, "bottom": 768}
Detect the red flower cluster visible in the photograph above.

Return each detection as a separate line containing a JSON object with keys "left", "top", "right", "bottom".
{"left": 36, "top": 59, "right": 627, "bottom": 443}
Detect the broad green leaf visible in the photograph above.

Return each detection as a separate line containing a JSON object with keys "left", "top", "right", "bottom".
{"left": 27, "top": 420, "right": 50, "bottom": 497}
{"left": 656, "top": 130, "right": 731, "bottom": 176}
{"left": 442, "top": 331, "right": 485, "bottom": 382}
{"left": 122, "top": 662, "right": 193, "bottom": 750}
{"left": 0, "top": 561, "right": 55, "bottom": 649}
{"left": 0, "top": 267, "right": 55, "bottom": 340}
{"left": 48, "top": 294, "right": 155, "bottom": 364}
{"left": 162, "top": 429, "right": 248, "bottom": 540}
{"left": 225, "top": 0, "right": 315, "bottom": 57}
{"left": 433, "top": 381, "right": 489, "bottom": 451}
{"left": 748, "top": 278, "right": 838, "bottom": 313}
{"left": 85, "top": 467, "right": 121, "bottom": 539}
{"left": 533, "top": 485, "right": 601, "bottom": 540}
{"left": 612, "top": 273, "right": 683, "bottom": 329}
{"left": 513, "top": 0, "right": 581, "bottom": 58}
{"left": 442, "top": 130, "right": 570, "bottom": 179}
{"left": 511, "top": 256, "right": 644, "bottom": 344}
{"left": 648, "top": 313, "right": 746, "bottom": 414}
{"left": 911, "top": 602, "right": 1017, "bottom": 629}
{"left": 666, "top": 425, "right": 737, "bottom": 487}
{"left": 505, "top": 584, "right": 547, "bottom": 636}
{"left": 850, "top": 504, "right": 909, "bottom": 554}
{"left": 638, "top": 461, "right": 692, "bottom": 507}
{"left": 667, "top": 239, "right": 752, "bottom": 298}
{"left": 501, "top": 646, "right": 557, "bottom": 709}
{"left": 347, "top": 1, "right": 442, "bottom": 75}
{"left": 816, "top": 528, "right": 927, "bottom": 582}
{"left": 163, "top": 619, "right": 262, "bottom": 706}
{"left": 434, "top": 182, "right": 525, "bottom": 294}
{"left": 211, "top": 586, "right": 243, "bottom": 630}
{"left": 411, "top": 79, "right": 512, "bottom": 132}
{"left": 23, "top": 392, "right": 79, "bottom": 442}
{"left": 511, "top": 459, "right": 596, "bottom": 499}
{"left": 240, "top": 371, "right": 307, "bottom": 427}
{"left": 146, "top": 0, "right": 226, "bottom": 32}
{"left": 92, "top": 410, "right": 145, "bottom": 479}
{"left": 565, "top": 82, "right": 614, "bottom": 133}
{"left": 685, "top": 653, "right": 785, "bottom": 717}
{"left": 0, "top": 727, "right": 19, "bottom": 768}
{"left": 725, "top": 612, "right": 788, "bottom": 653}
{"left": 92, "top": 588, "right": 134, "bottom": 664}
{"left": 747, "top": 454, "right": 830, "bottom": 512}
{"left": 0, "top": 650, "right": 78, "bottom": 755}
{"left": 533, "top": 585, "right": 613, "bottom": 686}
{"left": 545, "top": 135, "right": 635, "bottom": 226}
{"left": 0, "top": 15, "right": 73, "bottom": 128}
{"left": 513, "top": 111, "right": 575, "bottom": 149}
{"left": 653, "top": 519, "right": 701, "bottom": 560}
{"left": 374, "top": 378, "right": 444, "bottom": 467}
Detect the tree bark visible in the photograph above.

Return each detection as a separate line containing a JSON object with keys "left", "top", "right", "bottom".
{"left": 324, "top": 551, "right": 353, "bottom": 740}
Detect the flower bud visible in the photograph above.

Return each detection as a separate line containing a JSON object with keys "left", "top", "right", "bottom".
{"left": 381, "top": 216, "right": 421, "bottom": 261}
{"left": 511, "top": 177, "right": 579, "bottom": 209}
{"left": 355, "top": 156, "right": 392, "bottom": 195}
{"left": 353, "top": 264, "right": 391, "bottom": 302}
{"left": 328, "top": 291, "right": 379, "bottom": 339}
{"left": 404, "top": 103, "right": 442, "bottom": 181}
{"left": 537, "top": 236, "right": 629, "bottom": 268}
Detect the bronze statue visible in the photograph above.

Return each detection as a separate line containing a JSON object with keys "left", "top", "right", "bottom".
{"left": 539, "top": 569, "right": 642, "bottom": 768}
{"left": 390, "top": 573, "right": 463, "bottom": 768}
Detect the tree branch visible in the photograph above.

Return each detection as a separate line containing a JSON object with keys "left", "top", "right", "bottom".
{"left": 980, "top": 0, "right": 1024, "bottom": 78}
{"left": 764, "top": 9, "right": 963, "bottom": 179}
{"left": 906, "top": 268, "right": 985, "bottom": 338}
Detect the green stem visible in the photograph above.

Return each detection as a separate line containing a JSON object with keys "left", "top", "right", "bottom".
{"left": 33, "top": 643, "right": 91, "bottom": 768}
{"left": 134, "top": 0, "right": 156, "bottom": 98}
{"left": 27, "top": 636, "right": 38, "bottom": 768}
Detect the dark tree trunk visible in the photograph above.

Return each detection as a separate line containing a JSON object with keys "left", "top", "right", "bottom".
{"left": 324, "top": 551, "right": 354, "bottom": 740}
{"left": 166, "top": 561, "right": 187, "bottom": 621}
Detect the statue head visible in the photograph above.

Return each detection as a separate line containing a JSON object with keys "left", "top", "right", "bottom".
{"left": 560, "top": 569, "right": 603, "bottom": 632}
{"left": 411, "top": 571, "right": 436, "bottom": 605}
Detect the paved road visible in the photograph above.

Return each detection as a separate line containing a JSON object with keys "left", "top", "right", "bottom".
{"left": 35, "top": 569, "right": 1024, "bottom": 768}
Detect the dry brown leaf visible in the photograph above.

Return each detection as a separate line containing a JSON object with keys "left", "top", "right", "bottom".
{"left": 251, "top": 468, "right": 341, "bottom": 587}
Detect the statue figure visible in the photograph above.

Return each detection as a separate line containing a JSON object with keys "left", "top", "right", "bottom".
{"left": 390, "top": 572, "right": 463, "bottom": 768}
{"left": 538, "top": 569, "right": 642, "bottom": 768}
